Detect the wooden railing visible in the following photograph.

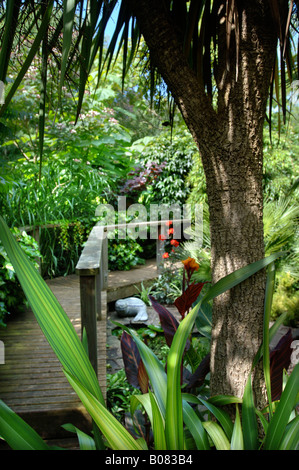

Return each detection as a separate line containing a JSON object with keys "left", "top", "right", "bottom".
{"left": 21, "top": 218, "right": 191, "bottom": 376}
{"left": 75, "top": 218, "right": 190, "bottom": 375}
{"left": 75, "top": 225, "right": 108, "bottom": 375}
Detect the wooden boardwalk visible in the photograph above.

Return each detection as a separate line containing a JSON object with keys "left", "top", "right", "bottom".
{"left": 0, "top": 260, "right": 158, "bottom": 446}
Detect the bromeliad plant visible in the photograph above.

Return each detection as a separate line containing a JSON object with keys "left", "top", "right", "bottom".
{"left": 0, "top": 215, "right": 298, "bottom": 450}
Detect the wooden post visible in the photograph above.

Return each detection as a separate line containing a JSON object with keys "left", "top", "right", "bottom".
{"left": 101, "top": 235, "right": 108, "bottom": 290}
{"left": 156, "top": 222, "right": 166, "bottom": 274}
{"left": 79, "top": 274, "right": 98, "bottom": 374}
{"left": 76, "top": 226, "right": 105, "bottom": 376}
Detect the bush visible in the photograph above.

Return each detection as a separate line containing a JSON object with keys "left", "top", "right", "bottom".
{"left": 108, "top": 234, "right": 145, "bottom": 271}
{"left": 106, "top": 369, "right": 140, "bottom": 423}
{"left": 126, "top": 124, "right": 196, "bottom": 206}
{"left": 271, "top": 272, "right": 299, "bottom": 326}
{"left": 0, "top": 228, "right": 40, "bottom": 326}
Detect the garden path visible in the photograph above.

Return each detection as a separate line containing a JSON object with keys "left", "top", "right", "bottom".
{"left": 1, "top": 259, "right": 298, "bottom": 449}
{"left": 0, "top": 259, "right": 163, "bottom": 447}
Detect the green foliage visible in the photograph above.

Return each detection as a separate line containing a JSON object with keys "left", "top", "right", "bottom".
{"left": 108, "top": 235, "right": 145, "bottom": 271}
{"left": 150, "top": 268, "right": 183, "bottom": 305}
{"left": 272, "top": 272, "right": 299, "bottom": 326}
{"left": 127, "top": 121, "right": 196, "bottom": 206}
{"left": 39, "top": 220, "right": 91, "bottom": 279}
{"left": 263, "top": 117, "right": 299, "bottom": 202}
{"left": 1, "top": 216, "right": 295, "bottom": 451}
{"left": 0, "top": 228, "right": 40, "bottom": 326}
{"left": 0, "top": 44, "right": 172, "bottom": 278}
{"left": 174, "top": 194, "right": 299, "bottom": 325}
{"left": 106, "top": 369, "right": 140, "bottom": 423}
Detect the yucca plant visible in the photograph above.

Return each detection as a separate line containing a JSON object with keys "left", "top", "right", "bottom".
{"left": 0, "top": 215, "right": 298, "bottom": 450}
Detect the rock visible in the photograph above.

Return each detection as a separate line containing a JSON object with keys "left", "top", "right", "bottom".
{"left": 115, "top": 297, "right": 148, "bottom": 323}
{"left": 290, "top": 339, "right": 299, "bottom": 372}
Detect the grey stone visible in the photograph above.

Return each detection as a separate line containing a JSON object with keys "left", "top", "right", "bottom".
{"left": 115, "top": 297, "right": 148, "bottom": 323}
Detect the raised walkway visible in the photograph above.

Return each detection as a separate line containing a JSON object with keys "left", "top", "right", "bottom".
{"left": 0, "top": 259, "right": 160, "bottom": 447}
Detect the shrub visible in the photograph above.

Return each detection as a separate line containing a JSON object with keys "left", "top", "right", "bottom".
{"left": 272, "top": 272, "right": 299, "bottom": 326}
{"left": 0, "top": 228, "right": 40, "bottom": 326}
{"left": 127, "top": 125, "right": 195, "bottom": 206}
{"left": 108, "top": 234, "right": 145, "bottom": 271}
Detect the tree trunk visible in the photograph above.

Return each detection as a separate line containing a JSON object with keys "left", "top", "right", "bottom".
{"left": 200, "top": 3, "right": 277, "bottom": 403}
{"left": 129, "top": 0, "right": 278, "bottom": 404}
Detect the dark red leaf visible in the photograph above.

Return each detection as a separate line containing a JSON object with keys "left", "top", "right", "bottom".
{"left": 125, "top": 410, "right": 151, "bottom": 443}
{"left": 184, "top": 353, "right": 211, "bottom": 391}
{"left": 138, "top": 359, "right": 149, "bottom": 394}
{"left": 121, "top": 331, "right": 141, "bottom": 389}
{"left": 149, "top": 295, "right": 191, "bottom": 352}
{"left": 174, "top": 282, "right": 206, "bottom": 318}
{"left": 270, "top": 329, "right": 294, "bottom": 401}
{"left": 149, "top": 296, "right": 180, "bottom": 346}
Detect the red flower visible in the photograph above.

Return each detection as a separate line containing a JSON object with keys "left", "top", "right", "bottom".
{"left": 159, "top": 234, "right": 166, "bottom": 241}
{"left": 182, "top": 257, "right": 200, "bottom": 290}
{"left": 168, "top": 228, "right": 174, "bottom": 235}
{"left": 182, "top": 257, "right": 200, "bottom": 273}
{"left": 162, "top": 252, "right": 169, "bottom": 259}
{"left": 170, "top": 239, "right": 179, "bottom": 247}
{"left": 165, "top": 220, "right": 173, "bottom": 226}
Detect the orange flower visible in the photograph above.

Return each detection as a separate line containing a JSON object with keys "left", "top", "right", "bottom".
{"left": 170, "top": 239, "right": 179, "bottom": 247}
{"left": 162, "top": 252, "right": 169, "bottom": 258}
{"left": 168, "top": 228, "right": 174, "bottom": 235}
{"left": 159, "top": 234, "right": 166, "bottom": 241}
{"left": 165, "top": 220, "right": 173, "bottom": 226}
{"left": 182, "top": 257, "right": 199, "bottom": 272}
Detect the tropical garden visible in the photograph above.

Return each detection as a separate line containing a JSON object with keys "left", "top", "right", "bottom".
{"left": 0, "top": 0, "right": 298, "bottom": 451}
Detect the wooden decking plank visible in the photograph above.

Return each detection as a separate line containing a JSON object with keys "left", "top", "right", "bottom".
{"left": 0, "top": 274, "right": 107, "bottom": 441}
{"left": 0, "top": 261, "right": 158, "bottom": 444}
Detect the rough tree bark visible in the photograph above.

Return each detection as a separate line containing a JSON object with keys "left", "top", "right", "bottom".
{"left": 128, "top": 0, "right": 278, "bottom": 405}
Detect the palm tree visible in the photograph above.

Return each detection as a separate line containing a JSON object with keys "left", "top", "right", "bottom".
{"left": 0, "top": 0, "right": 298, "bottom": 405}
